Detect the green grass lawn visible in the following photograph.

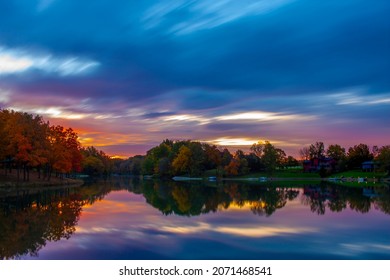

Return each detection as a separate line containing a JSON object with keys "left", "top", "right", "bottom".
{"left": 203, "top": 168, "right": 388, "bottom": 180}
{"left": 236, "top": 169, "right": 320, "bottom": 179}
{"left": 330, "top": 170, "right": 387, "bottom": 179}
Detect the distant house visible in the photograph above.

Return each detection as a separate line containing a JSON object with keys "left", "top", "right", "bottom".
{"left": 361, "top": 161, "right": 378, "bottom": 172}
{"left": 303, "top": 157, "right": 335, "bottom": 172}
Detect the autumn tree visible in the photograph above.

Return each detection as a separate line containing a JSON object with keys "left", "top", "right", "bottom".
{"left": 224, "top": 158, "right": 240, "bottom": 176}
{"left": 0, "top": 109, "right": 85, "bottom": 181}
{"left": 234, "top": 150, "right": 249, "bottom": 175}
{"left": 172, "top": 145, "right": 192, "bottom": 175}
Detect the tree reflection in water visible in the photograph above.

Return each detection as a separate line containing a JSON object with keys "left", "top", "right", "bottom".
{"left": 1, "top": 178, "right": 389, "bottom": 259}
{"left": 0, "top": 189, "right": 83, "bottom": 259}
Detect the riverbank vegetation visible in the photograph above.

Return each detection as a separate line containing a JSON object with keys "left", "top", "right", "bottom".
{"left": 115, "top": 139, "right": 390, "bottom": 180}
{"left": 1, "top": 109, "right": 389, "bottom": 184}
{"left": 0, "top": 109, "right": 111, "bottom": 184}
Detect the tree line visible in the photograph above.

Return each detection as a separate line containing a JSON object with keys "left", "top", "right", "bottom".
{"left": 0, "top": 109, "right": 112, "bottom": 181}
{"left": 113, "top": 139, "right": 298, "bottom": 177}
{"left": 299, "top": 141, "right": 390, "bottom": 173}
{"left": 116, "top": 139, "right": 390, "bottom": 177}
{"left": 1, "top": 109, "right": 389, "bottom": 180}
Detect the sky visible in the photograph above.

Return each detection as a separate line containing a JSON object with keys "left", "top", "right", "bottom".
{"left": 0, "top": 0, "right": 389, "bottom": 158}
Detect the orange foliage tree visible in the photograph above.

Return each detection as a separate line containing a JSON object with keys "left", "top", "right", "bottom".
{"left": 0, "top": 109, "right": 83, "bottom": 181}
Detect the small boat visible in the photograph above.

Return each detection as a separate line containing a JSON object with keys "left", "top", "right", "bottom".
{"left": 208, "top": 176, "right": 217, "bottom": 181}
{"left": 259, "top": 177, "right": 268, "bottom": 182}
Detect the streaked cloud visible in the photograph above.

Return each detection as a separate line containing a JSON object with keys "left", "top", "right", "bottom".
{"left": 338, "top": 243, "right": 390, "bottom": 256}
{"left": 332, "top": 92, "right": 390, "bottom": 106}
{"left": 0, "top": 46, "right": 99, "bottom": 76}
{"left": 210, "top": 137, "right": 262, "bottom": 146}
{"left": 162, "top": 114, "right": 210, "bottom": 125}
{"left": 9, "top": 106, "right": 90, "bottom": 120}
{"left": 143, "top": 0, "right": 294, "bottom": 35}
{"left": 215, "top": 111, "right": 316, "bottom": 122}
{"left": 0, "top": 0, "right": 389, "bottom": 156}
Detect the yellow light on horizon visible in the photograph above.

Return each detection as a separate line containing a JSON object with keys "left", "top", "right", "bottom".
{"left": 215, "top": 111, "right": 316, "bottom": 122}
{"left": 211, "top": 137, "right": 266, "bottom": 146}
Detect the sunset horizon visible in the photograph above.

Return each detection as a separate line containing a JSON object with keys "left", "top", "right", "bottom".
{"left": 1, "top": 0, "right": 389, "bottom": 158}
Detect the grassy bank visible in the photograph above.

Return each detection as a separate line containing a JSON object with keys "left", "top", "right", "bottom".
{"left": 329, "top": 170, "right": 387, "bottom": 179}
{"left": 0, "top": 169, "right": 84, "bottom": 188}
{"left": 235, "top": 169, "right": 320, "bottom": 179}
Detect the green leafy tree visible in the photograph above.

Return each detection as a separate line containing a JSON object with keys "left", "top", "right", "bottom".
{"left": 376, "top": 145, "right": 390, "bottom": 173}
{"left": 262, "top": 142, "right": 279, "bottom": 175}
{"left": 188, "top": 141, "right": 205, "bottom": 176}
{"left": 347, "top": 143, "right": 373, "bottom": 169}
{"left": 327, "top": 144, "right": 347, "bottom": 171}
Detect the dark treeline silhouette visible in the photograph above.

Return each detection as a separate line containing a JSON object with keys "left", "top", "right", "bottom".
{"left": 300, "top": 141, "right": 390, "bottom": 176}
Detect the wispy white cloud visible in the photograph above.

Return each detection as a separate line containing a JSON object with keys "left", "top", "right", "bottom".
{"left": 9, "top": 106, "right": 90, "bottom": 120}
{"left": 215, "top": 111, "right": 316, "bottom": 122}
{"left": 163, "top": 114, "right": 210, "bottom": 125}
{"left": 143, "top": 0, "right": 294, "bottom": 35}
{"left": 154, "top": 110, "right": 315, "bottom": 126}
{"left": 331, "top": 92, "right": 390, "bottom": 106}
{"left": 0, "top": 46, "right": 99, "bottom": 76}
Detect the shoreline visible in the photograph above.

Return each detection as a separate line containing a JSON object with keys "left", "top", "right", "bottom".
{"left": 0, "top": 178, "right": 84, "bottom": 189}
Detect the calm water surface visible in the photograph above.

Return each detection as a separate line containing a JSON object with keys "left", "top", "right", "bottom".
{"left": 1, "top": 178, "right": 389, "bottom": 259}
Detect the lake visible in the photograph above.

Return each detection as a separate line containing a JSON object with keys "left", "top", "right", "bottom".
{"left": 1, "top": 178, "right": 390, "bottom": 260}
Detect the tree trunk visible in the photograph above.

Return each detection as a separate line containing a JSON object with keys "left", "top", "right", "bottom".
{"left": 17, "top": 164, "right": 20, "bottom": 181}
{"left": 23, "top": 164, "right": 26, "bottom": 181}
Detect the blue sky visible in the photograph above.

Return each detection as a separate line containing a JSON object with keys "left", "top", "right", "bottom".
{"left": 0, "top": 0, "right": 389, "bottom": 157}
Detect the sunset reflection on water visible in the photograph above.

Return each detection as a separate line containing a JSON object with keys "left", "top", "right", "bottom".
{"left": 10, "top": 179, "right": 387, "bottom": 260}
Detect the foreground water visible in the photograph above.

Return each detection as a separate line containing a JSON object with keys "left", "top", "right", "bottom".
{"left": 1, "top": 178, "right": 389, "bottom": 260}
